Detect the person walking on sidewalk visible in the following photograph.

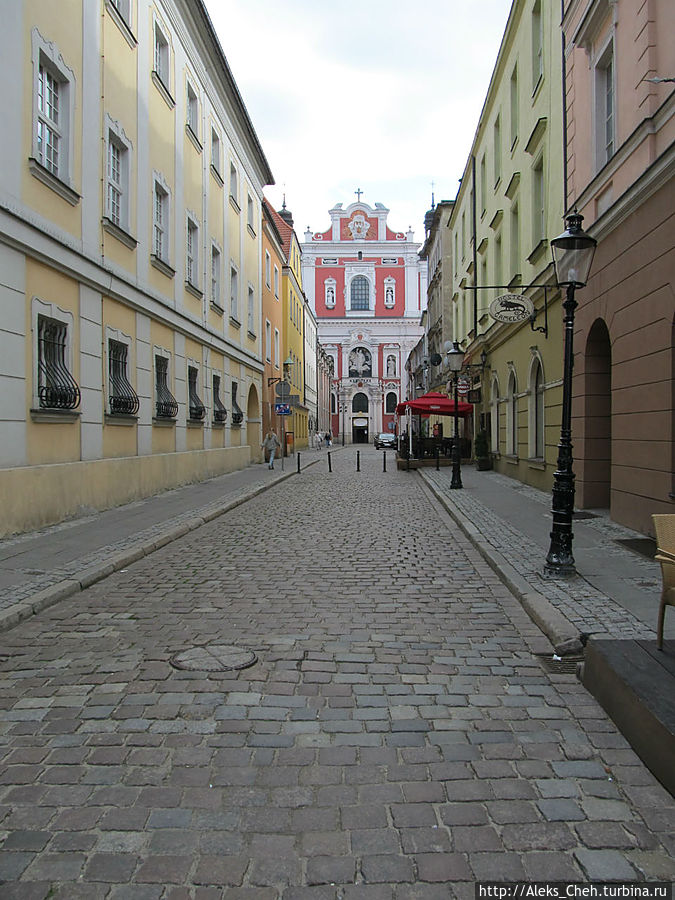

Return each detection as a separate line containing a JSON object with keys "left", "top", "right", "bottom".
{"left": 261, "top": 431, "right": 280, "bottom": 469}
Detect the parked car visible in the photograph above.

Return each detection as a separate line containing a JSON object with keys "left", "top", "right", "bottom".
{"left": 374, "top": 432, "right": 396, "bottom": 449}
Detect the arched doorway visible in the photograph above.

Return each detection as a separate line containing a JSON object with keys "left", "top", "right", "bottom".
{"left": 246, "top": 383, "right": 261, "bottom": 462}
{"left": 583, "top": 319, "right": 612, "bottom": 508}
{"left": 352, "top": 392, "right": 369, "bottom": 443}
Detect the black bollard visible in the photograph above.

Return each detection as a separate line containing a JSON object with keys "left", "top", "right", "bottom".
{"left": 328, "top": 452, "right": 332, "bottom": 473}
{"left": 297, "top": 453, "right": 300, "bottom": 474}
{"left": 356, "top": 451, "right": 360, "bottom": 472}
{"left": 383, "top": 451, "right": 386, "bottom": 473}
{"left": 436, "top": 446, "right": 440, "bottom": 471}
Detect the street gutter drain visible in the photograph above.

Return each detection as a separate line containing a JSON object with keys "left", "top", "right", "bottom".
{"left": 534, "top": 653, "right": 584, "bottom": 676}
{"left": 170, "top": 644, "right": 257, "bottom": 672}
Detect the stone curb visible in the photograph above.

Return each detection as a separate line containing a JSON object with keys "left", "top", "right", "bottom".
{"left": 419, "top": 470, "right": 583, "bottom": 656}
{"left": 0, "top": 454, "right": 331, "bottom": 635}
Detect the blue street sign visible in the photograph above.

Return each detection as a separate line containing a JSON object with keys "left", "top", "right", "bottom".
{"left": 275, "top": 403, "right": 291, "bottom": 415}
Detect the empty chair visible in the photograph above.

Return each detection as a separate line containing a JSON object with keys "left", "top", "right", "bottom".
{"left": 652, "top": 514, "right": 675, "bottom": 650}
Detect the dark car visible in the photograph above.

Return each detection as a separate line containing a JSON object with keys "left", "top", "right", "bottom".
{"left": 374, "top": 432, "right": 396, "bottom": 449}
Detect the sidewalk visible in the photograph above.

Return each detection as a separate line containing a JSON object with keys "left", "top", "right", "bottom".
{"left": 0, "top": 448, "right": 341, "bottom": 633}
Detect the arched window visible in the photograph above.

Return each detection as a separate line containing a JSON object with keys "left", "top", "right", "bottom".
{"left": 331, "top": 392, "right": 336, "bottom": 414}
{"left": 506, "top": 371, "right": 518, "bottom": 456}
{"left": 352, "top": 392, "right": 368, "bottom": 413}
{"left": 529, "top": 358, "right": 545, "bottom": 459}
{"left": 490, "top": 376, "right": 500, "bottom": 453}
{"left": 350, "top": 276, "right": 369, "bottom": 310}
{"left": 385, "top": 392, "right": 397, "bottom": 413}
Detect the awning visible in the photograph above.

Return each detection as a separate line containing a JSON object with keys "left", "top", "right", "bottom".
{"left": 396, "top": 391, "right": 473, "bottom": 417}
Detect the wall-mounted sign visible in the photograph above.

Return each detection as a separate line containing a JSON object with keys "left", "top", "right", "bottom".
{"left": 457, "top": 377, "right": 472, "bottom": 396}
{"left": 489, "top": 294, "right": 534, "bottom": 323}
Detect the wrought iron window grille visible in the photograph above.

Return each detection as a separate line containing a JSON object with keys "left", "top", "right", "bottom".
{"left": 188, "top": 366, "right": 205, "bottom": 421}
{"left": 109, "top": 340, "right": 139, "bottom": 415}
{"left": 231, "top": 382, "right": 243, "bottom": 425}
{"left": 37, "top": 315, "right": 81, "bottom": 410}
{"left": 212, "top": 375, "right": 227, "bottom": 423}
{"left": 155, "top": 355, "right": 178, "bottom": 418}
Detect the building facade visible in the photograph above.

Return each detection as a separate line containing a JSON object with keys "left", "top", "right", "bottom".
{"left": 419, "top": 199, "right": 455, "bottom": 392}
{"left": 562, "top": 0, "right": 675, "bottom": 535}
{"left": 261, "top": 199, "right": 286, "bottom": 447}
{"left": 301, "top": 199, "right": 426, "bottom": 444}
{"left": 0, "top": 0, "right": 274, "bottom": 537}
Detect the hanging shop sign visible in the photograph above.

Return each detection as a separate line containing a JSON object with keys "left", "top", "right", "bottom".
{"left": 489, "top": 294, "right": 534, "bottom": 323}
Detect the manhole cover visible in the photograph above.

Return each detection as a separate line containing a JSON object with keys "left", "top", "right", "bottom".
{"left": 535, "top": 653, "right": 584, "bottom": 675}
{"left": 170, "top": 644, "right": 257, "bottom": 672}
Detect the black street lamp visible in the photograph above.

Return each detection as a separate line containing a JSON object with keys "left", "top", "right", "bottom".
{"left": 545, "top": 211, "right": 597, "bottom": 576}
{"left": 445, "top": 340, "right": 466, "bottom": 489}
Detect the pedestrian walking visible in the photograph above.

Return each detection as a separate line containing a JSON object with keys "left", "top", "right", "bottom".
{"left": 325, "top": 430, "right": 332, "bottom": 448}
{"left": 261, "top": 431, "right": 280, "bottom": 469}
{"left": 315, "top": 431, "right": 323, "bottom": 450}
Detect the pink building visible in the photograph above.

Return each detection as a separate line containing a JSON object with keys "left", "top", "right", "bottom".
{"left": 301, "top": 200, "right": 426, "bottom": 443}
{"left": 563, "top": 0, "right": 675, "bottom": 535}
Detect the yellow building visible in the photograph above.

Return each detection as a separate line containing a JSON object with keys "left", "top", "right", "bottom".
{"left": 269, "top": 201, "right": 309, "bottom": 451}
{"left": 0, "top": 0, "right": 273, "bottom": 536}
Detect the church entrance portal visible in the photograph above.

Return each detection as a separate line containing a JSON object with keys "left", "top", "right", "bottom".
{"left": 352, "top": 418, "right": 369, "bottom": 443}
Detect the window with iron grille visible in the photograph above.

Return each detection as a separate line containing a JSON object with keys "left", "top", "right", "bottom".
{"left": 109, "top": 339, "right": 139, "bottom": 415}
{"left": 155, "top": 354, "right": 177, "bottom": 418}
{"left": 213, "top": 374, "right": 227, "bottom": 423}
{"left": 37, "top": 315, "right": 80, "bottom": 410}
{"left": 187, "top": 365, "right": 205, "bottom": 421}
{"left": 231, "top": 381, "right": 243, "bottom": 425}
{"left": 350, "top": 275, "right": 369, "bottom": 310}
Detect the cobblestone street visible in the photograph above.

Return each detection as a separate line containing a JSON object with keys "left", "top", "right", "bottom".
{"left": 0, "top": 449, "right": 673, "bottom": 899}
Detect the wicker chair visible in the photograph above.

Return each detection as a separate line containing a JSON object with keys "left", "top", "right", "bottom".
{"left": 652, "top": 514, "right": 675, "bottom": 650}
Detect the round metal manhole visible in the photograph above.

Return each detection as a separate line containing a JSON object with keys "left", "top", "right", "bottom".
{"left": 170, "top": 644, "right": 257, "bottom": 672}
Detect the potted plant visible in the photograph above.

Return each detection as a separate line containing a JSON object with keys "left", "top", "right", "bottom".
{"left": 474, "top": 430, "right": 492, "bottom": 470}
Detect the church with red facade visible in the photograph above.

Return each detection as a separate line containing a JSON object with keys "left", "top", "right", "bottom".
{"left": 301, "top": 197, "right": 426, "bottom": 443}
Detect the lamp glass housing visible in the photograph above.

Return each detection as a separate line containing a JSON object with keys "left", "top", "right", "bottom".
{"left": 551, "top": 213, "right": 597, "bottom": 287}
{"left": 446, "top": 341, "right": 465, "bottom": 373}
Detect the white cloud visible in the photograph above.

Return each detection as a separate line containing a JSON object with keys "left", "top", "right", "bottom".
{"left": 203, "top": 0, "right": 513, "bottom": 239}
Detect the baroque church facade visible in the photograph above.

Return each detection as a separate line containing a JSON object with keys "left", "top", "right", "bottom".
{"left": 301, "top": 198, "right": 426, "bottom": 443}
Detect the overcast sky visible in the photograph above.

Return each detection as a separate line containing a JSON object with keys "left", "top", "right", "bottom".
{"left": 203, "top": 0, "right": 513, "bottom": 242}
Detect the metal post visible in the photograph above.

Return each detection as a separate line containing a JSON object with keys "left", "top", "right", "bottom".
{"left": 297, "top": 452, "right": 301, "bottom": 474}
{"left": 383, "top": 451, "right": 386, "bottom": 473}
{"left": 356, "top": 451, "right": 360, "bottom": 472}
{"left": 545, "top": 284, "right": 578, "bottom": 576}
{"left": 328, "top": 451, "right": 332, "bottom": 473}
{"left": 450, "top": 375, "right": 463, "bottom": 489}
{"left": 436, "top": 445, "right": 440, "bottom": 471}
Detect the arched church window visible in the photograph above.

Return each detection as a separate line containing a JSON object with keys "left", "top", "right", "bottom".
{"left": 385, "top": 392, "right": 397, "bottom": 413}
{"left": 350, "top": 276, "right": 369, "bottom": 310}
{"left": 352, "top": 392, "right": 368, "bottom": 413}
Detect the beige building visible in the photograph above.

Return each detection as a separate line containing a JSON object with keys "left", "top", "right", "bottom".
{"left": 0, "top": 0, "right": 273, "bottom": 536}
{"left": 562, "top": 0, "right": 675, "bottom": 534}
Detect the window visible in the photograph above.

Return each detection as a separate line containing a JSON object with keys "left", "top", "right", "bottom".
{"left": 510, "top": 64, "right": 519, "bottom": 147}
{"left": 480, "top": 155, "right": 487, "bottom": 215}
{"left": 153, "top": 179, "right": 169, "bottom": 261}
{"left": 493, "top": 114, "right": 501, "bottom": 185}
{"left": 247, "top": 286, "right": 255, "bottom": 335}
{"left": 186, "top": 81, "right": 199, "bottom": 139}
{"left": 274, "top": 265, "right": 279, "bottom": 299}
{"left": 231, "top": 382, "right": 243, "bottom": 424}
{"left": 274, "top": 328, "right": 280, "bottom": 368}
{"left": 595, "top": 42, "right": 615, "bottom": 169}
{"left": 490, "top": 377, "right": 500, "bottom": 453}
{"left": 530, "top": 358, "right": 545, "bottom": 459}
{"left": 107, "top": 137, "right": 123, "bottom": 227}
{"left": 154, "top": 21, "right": 170, "bottom": 89}
{"left": 494, "top": 234, "right": 502, "bottom": 287}
{"left": 186, "top": 217, "right": 199, "bottom": 288}
{"left": 213, "top": 374, "right": 227, "bottom": 423}
{"left": 532, "top": 0, "right": 543, "bottom": 91}
{"left": 31, "top": 31, "right": 76, "bottom": 200}
{"left": 507, "top": 371, "right": 517, "bottom": 456}
{"left": 155, "top": 354, "right": 177, "bottom": 418}
{"left": 230, "top": 266, "right": 239, "bottom": 321}
{"left": 247, "top": 194, "right": 255, "bottom": 234}
{"left": 211, "top": 245, "right": 221, "bottom": 306}
{"left": 229, "top": 163, "right": 238, "bottom": 204}
{"left": 265, "top": 320, "right": 272, "bottom": 362}
{"left": 350, "top": 275, "right": 369, "bottom": 310}
{"left": 211, "top": 128, "right": 221, "bottom": 175}
{"left": 187, "top": 365, "right": 205, "bottom": 421}
{"left": 385, "top": 392, "right": 397, "bottom": 413}
{"left": 36, "top": 314, "right": 80, "bottom": 410}
{"left": 108, "top": 338, "right": 139, "bottom": 415}
{"left": 532, "top": 156, "right": 545, "bottom": 247}
{"left": 265, "top": 251, "right": 271, "bottom": 288}
{"left": 352, "top": 393, "right": 368, "bottom": 413}
{"left": 510, "top": 202, "right": 520, "bottom": 280}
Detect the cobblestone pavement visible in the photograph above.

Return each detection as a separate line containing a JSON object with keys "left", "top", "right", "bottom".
{"left": 0, "top": 448, "right": 673, "bottom": 898}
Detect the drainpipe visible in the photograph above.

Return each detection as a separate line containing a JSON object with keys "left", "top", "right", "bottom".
{"left": 561, "top": 0, "right": 569, "bottom": 214}
{"left": 471, "top": 155, "right": 478, "bottom": 337}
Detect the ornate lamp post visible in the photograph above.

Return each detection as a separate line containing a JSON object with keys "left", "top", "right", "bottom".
{"left": 445, "top": 340, "right": 466, "bottom": 489}
{"left": 545, "top": 212, "right": 597, "bottom": 576}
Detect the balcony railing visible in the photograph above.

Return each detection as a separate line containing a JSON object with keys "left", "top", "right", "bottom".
{"left": 109, "top": 341, "right": 139, "bottom": 415}
{"left": 37, "top": 317, "right": 81, "bottom": 410}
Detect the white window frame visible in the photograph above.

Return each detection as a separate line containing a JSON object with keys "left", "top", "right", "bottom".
{"left": 153, "top": 19, "right": 170, "bottom": 91}
{"left": 31, "top": 297, "right": 77, "bottom": 411}
{"left": 186, "top": 215, "right": 199, "bottom": 289}
{"left": 532, "top": 0, "right": 543, "bottom": 93}
{"left": 229, "top": 162, "right": 238, "bottom": 206}
{"left": 510, "top": 63, "right": 519, "bottom": 148}
{"left": 211, "top": 243, "right": 222, "bottom": 309}
{"left": 274, "top": 328, "right": 280, "bottom": 368}
{"left": 491, "top": 375, "right": 500, "bottom": 453}
{"left": 510, "top": 200, "right": 520, "bottom": 281}
{"left": 274, "top": 265, "right": 280, "bottom": 299}
{"left": 532, "top": 154, "right": 545, "bottom": 248}
{"left": 105, "top": 115, "right": 132, "bottom": 235}
{"left": 506, "top": 370, "right": 518, "bottom": 456}
{"left": 493, "top": 114, "right": 501, "bottom": 186}
{"left": 247, "top": 194, "right": 255, "bottom": 235}
{"left": 152, "top": 173, "right": 171, "bottom": 264}
{"left": 30, "top": 29, "right": 78, "bottom": 203}
{"left": 528, "top": 355, "right": 545, "bottom": 460}
{"left": 265, "top": 251, "right": 271, "bottom": 288}
{"left": 594, "top": 38, "right": 615, "bottom": 171}
{"left": 230, "top": 264, "right": 239, "bottom": 322}
{"left": 247, "top": 285, "right": 255, "bottom": 336}
{"left": 265, "top": 319, "right": 272, "bottom": 362}
{"left": 186, "top": 78, "right": 199, "bottom": 141}
{"left": 211, "top": 127, "right": 221, "bottom": 177}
